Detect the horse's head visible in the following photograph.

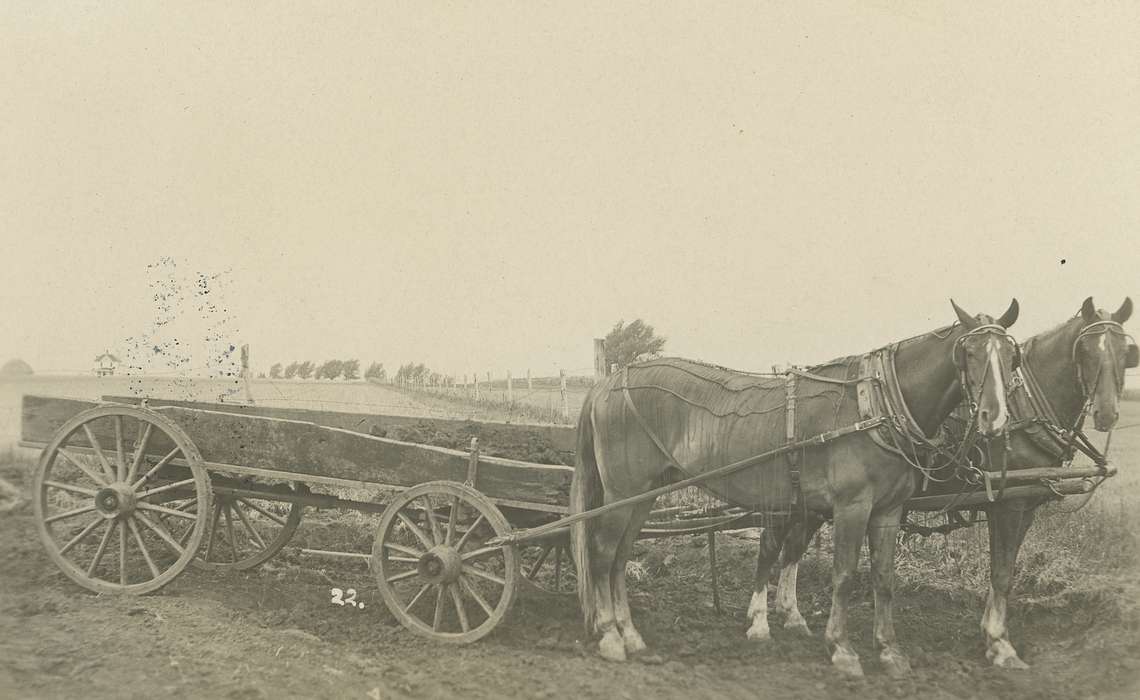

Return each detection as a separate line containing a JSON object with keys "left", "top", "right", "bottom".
{"left": 950, "top": 298, "right": 1020, "bottom": 438}
{"left": 1074, "top": 297, "right": 1135, "bottom": 431}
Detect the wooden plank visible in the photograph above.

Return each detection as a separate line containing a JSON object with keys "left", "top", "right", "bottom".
{"left": 101, "top": 395, "right": 578, "bottom": 455}
{"left": 22, "top": 395, "right": 573, "bottom": 508}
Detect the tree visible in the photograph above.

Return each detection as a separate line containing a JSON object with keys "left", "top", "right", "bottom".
{"left": 283, "top": 361, "right": 300, "bottom": 379}
{"left": 297, "top": 360, "right": 315, "bottom": 379}
{"left": 343, "top": 359, "right": 360, "bottom": 381}
{"left": 269, "top": 363, "right": 283, "bottom": 379}
{"left": 317, "top": 359, "right": 344, "bottom": 380}
{"left": 365, "top": 362, "right": 386, "bottom": 381}
{"left": 604, "top": 319, "right": 667, "bottom": 369}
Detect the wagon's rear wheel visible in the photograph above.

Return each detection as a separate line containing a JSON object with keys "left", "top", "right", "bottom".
{"left": 32, "top": 405, "right": 211, "bottom": 595}
{"left": 160, "top": 483, "right": 305, "bottom": 571}
{"left": 519, "top": 538, "right": 577, "bottom": 596}
{"left": 372, "top": 481, "right": 518, "bottom": 643}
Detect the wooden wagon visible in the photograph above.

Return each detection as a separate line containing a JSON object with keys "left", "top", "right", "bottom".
{"left": 19, "top": 394, "right": 1109, "bottom": 643}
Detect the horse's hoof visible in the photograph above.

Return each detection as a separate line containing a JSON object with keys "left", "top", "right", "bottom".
{"left": 746, "top": 619, "right": 771, "bottom": 642}
{"left": 880, "top": 649, "right": 911, "bottom": 678}
{"left": 623, "top": 630, "right": 648, "bottom": 655}
{"left": 988, "top": 640, "right": 1029, "bottom": 670}
{"left": 598, "top": 632, "right": 627, "bottom": 662}
{"left": 784, "top": 616, "right": 812, "bottom": 637}
{"left": 831, "top": 650, "right": 864, "bottom": 677}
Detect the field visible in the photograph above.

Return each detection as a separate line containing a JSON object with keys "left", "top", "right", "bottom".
{"left": 0, "top": 377, "right": 1138, "bottom": 698}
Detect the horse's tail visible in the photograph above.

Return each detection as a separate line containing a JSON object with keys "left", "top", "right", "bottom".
{"left": 570, "top": 393, "right": 602, "bottom": 634}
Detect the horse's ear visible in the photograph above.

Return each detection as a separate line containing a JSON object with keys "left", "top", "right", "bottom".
{"left": 1081, "top": 296, "right": 1097, "bottom": 323}
{"left": 1112, "top": 297, "right": 1132, "bottom": 324}
{"left": 997, "top": 298, "right": 1019, "bottom": 329}
{"left": 950, "top": 299, "right": 976, "bottom": 328}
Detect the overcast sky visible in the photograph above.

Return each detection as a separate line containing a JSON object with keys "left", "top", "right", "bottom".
{"left": 1, "top": 2, "right": 1138, "bottom": 379}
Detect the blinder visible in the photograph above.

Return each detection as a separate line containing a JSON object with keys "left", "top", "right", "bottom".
{"left": 1127, "top": 341, "right": 1139, "bottom": 369}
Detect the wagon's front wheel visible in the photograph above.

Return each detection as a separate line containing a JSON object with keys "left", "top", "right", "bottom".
{"left": 32, "top": 405, "right": 211, "bottom": 595}
{"left": 372, "top": 481, "right": 518, "bottom": 644}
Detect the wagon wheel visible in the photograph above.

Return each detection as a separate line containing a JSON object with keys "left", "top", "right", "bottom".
{"left": 32, "top": 405, "right": 211, "bottom": 595}
{"left": 159, "top": 483, "right": 305, "bottom": 571}
{"left": 519, "top": 538, "right": 577, "bottom": 596}
{"left": 372, "top": 481, "right": 518, "bottom": 644}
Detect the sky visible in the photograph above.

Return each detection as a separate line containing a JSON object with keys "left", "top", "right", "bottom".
{"left": 1, "top": 1, "right": 1138, "bottom": 379}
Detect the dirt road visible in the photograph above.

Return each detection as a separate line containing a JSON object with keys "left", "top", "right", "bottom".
{"left": 2, "top": 485, "right": 1137, "bottom": 700}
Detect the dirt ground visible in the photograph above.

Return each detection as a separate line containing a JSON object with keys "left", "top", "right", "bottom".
{"left": 2, "top": 482, "right": 1138, "bottom": 700}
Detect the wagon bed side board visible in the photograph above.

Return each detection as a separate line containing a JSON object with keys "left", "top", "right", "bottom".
{"left": 21, "top": 395, "right": 573, "bottom": 508}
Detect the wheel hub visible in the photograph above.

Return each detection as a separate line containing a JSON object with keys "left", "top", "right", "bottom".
{"left": 417, "top": 545, "right": 463, "bottom": 584}
{"left": 94, "top": 483, "right": 137, "bottom": 519}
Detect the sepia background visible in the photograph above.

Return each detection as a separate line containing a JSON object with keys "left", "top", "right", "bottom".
{"left": 1, "top": 2, "right": 1138, "bottom": 699}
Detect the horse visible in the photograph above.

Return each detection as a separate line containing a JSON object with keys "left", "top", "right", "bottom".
{"left": 765, "top": 297, "right": 1135, "bottom": 669}
{"left": 570, "top": 299, "right": 1020, "bottom": 676}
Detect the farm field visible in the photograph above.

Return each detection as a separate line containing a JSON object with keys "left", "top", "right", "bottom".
{"left": 0, "top": 383, "right": 1137, "bottom": 698}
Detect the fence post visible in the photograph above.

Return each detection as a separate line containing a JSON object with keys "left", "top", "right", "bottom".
{"left": 594, "top": 339, "right": 607, "bottom": 382}
{"left": 560, "top": 369, "right": 569, "bottom": 420}
{"left": 240, "top": 344, "right": 255, "bottom": 404}
{"left": 474, "top": 372, "right": 480, "bottom": 401}
{"left": 527, "top": 369, "right": 532, "bottom": 391}
{"left": 507, "top": 371, "right": 513, "bottom": 404}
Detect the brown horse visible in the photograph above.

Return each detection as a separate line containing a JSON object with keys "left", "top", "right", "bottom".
{"left": 570, "top": 300, "right": 1020, "bottom": 676}
{"left": 767, "top": 297, "right": 1135, "bottom": 669}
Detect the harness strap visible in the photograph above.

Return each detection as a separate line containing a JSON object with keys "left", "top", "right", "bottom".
{"left": 785, "top": 372, "right": 800, "bottom": 505}
{"left": 620, "top": 367, "right": 680, "bottom": 469}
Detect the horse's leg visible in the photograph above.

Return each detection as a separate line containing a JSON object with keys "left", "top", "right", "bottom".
{"left": 867, "top": 505, "right": 910, "bottom": 677}
{"left": 611, "top": 499, "right": 655, "bottom": 656}
{"left": 775, "top": 515, "right": 825, "bottom": 636}
{"left": 982, "top": 500, "right": 1036, "bottom": 669}
{"left": 824, "top": 499, "right": 872, "bottom": 677}
{"left": 589, "top": 506, "right": 634, "bottom": 662}
{"left": 746, "top": 517, "right": 788, "bottom": 641}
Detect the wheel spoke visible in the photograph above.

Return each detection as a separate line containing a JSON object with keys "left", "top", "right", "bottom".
{"left": 405, "top": 583, "right": 432, "bottom": 611}
{"left": 554, "top": 546, "right": 563, "bottom": 589}
{"left": 432, "top": 585, "right": 445, "bottom": 631}
{"left": 396, "top": 511, "right": 435, "bottom": 551}
{"left": 120, "top": 519, "right": 128, "bottom": 585}
{"left": 126, "top": 423, "right": 153, "bottom": 484}
{"left": 134, "top": 511, "right": 186, "bottom": 556}
{"left": 81, "top": 424, "right": 117, "bottom": 482}
{"left": 526, "top": 545, "right": 553, "bottom": 579}
{"left": 223, "top": 504, "right": 239, "bottom": 562}
{"left": 136, "top": 478, "right": 196, "bottom": 500}
{"left": 87, "top": 520, "right": 117, "bottom": 576}
{"left": 385, "top": 568, "right": 421, "bottom": 584}
{"left": 462, "top": 564, "right": 505, "bottom": 587}
{"left": 237, "top": 498, "right": 287, "bottom": 527}
{"left": 114, "top": 416, "right": 127, "bottom": 481}
{"left": 383, "top": 541, "right": 425, "bottom": 558}
{"left": 449, "top": 583, "right": 470, "bottom": 632}
{"left": 44, "top": 505, "right": 97, "bottom": 524}
{"left": 56, "top": 448, "right": 108, "bottom": 487}
{"left": 421, "top": 497, "right": 443, "bottom": 545}
{"left": 43, "top": 480, "right": 97, "bottom": 497}
{"left": 459, "top": 576, "right": 495, "bottom": 618}
{"left": 127, "top": 517, "right": 161, "bottom": 579}
{"left": 58, "top": 517, "right": 105, "bottom": 555}
{"left": 203, "top": 501, "right": 223, "bottom": 561}
{"left": 388, "top": 555, "right": 419, "bottom": 563}
{"left": 445, "top": 496, "right": 460, "bottom": 546}
{"left": 461, "top": 545, "right": 501, "bottom": 562}
{"left": 137, "top": 502, "right": 199, "bottom": 520}
{"left": 453, "top": 514, "right": 485, "bottom": 552}
{"left": 232, "top": 502, "right": 268, "bottom": 550}
{"left": 130, "top": 447, "right": 181, "bottom": 490}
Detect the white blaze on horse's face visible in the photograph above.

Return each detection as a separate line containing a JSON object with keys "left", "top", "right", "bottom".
{"left": 979, "top": 334, "right": 1010, "bottom": 436}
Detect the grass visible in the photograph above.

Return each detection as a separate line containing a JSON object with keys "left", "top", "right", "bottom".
{"left": 386, "top": 382, "right": 586, "bottom": 425}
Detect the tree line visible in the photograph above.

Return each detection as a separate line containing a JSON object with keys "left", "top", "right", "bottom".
{"left": 268, "top": 359, "right": 386, "bottom": 381}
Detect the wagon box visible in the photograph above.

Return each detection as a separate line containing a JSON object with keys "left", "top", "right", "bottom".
{"left": 21, "top": 395, "right": 573, "bottom": 511}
